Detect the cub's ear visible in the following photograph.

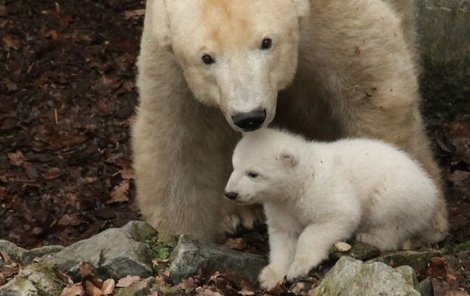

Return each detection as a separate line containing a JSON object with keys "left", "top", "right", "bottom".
{"left": 292, "top": 0, "right": 310, "bottom": 18}
{"left": 150, "top": 0, "right": 171, "bottom": 48}
{"left": 278, "top": 149, "right": 299, "bottom": 168}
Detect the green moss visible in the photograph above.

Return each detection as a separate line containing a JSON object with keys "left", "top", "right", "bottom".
{"left": 144, "top": 233, "right": 178, "bottom": 260}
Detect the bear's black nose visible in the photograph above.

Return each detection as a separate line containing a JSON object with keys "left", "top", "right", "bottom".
{"left": 224, "top": 191, "right": 239, "bottom": 200}
{"left": 232, "top": 109, "right": 266, "bottom": 131}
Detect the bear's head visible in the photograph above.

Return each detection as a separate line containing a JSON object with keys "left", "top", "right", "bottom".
{"left": 151, "top": 0, "right": 310, "bottom": 132}
{"left": 224, "top": 129, "right": 305, "bottom": 204}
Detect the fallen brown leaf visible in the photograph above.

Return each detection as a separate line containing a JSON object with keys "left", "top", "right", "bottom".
{"left": 78, "top": 261, "right": 103, "bottom": 288}
{"left": 6, "top": 81, "right": 17, "bottom": 92}
{"left": 425, "top": 257, "right": 459, "bottom": 286}
{"left": 116, "top": 275, "right": 142, "bottom": 288}
{"left": 224, "top": 238, "right": 247, "bottom": 251}
{"left": 8, "top": 151, "right": 25, "bottom": 166}
{"left": 101, "top": 278, "right": 115, "bottom": 295}
{"left": 123, "top": 8, "right": 145, "bottom": 19}
{"left": 43, "top": 29, "right": 59, "bottom": 40}
{"left": 194, "top": 287, "right": 223, "bottom": 296}
{"left": 119, "top": 168, "right": 134, "bottom": 180}
{"left": 107, "top": 180, "right": 130, "bottom": 204}
{"left": 60, "top": 284, "right": 85, "bottom": 296}
{"left": 58, "top": 214, "right": 83, "bottom": 227}
{"left": 79, "top": 262, "right": 94, "bottom": 279}
{"left": 85, "top": 280, "right": 103, "bottom": 296}
{"left": 425, "top": 257, "right": 449, "bottom": 278}
{"left": 42, "top": 167, "right": 62, "bottom": 180}
{"left": 180, "top": 278, "right": 196, "bottom": 293}
{"left": 2, "top": 34, "right": 20, "bottom": 49}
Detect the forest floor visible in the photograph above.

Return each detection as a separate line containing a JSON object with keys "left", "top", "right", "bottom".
{"left": 0, "top": 0, "right": 469, "bottom": 294}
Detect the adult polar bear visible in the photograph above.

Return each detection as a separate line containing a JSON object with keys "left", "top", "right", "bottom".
{"left": 132, "top": 0, "right": 448, "bottom": 241}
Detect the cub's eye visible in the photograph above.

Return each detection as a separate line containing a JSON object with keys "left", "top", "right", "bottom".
{"left": 260, "top": 38, "right": 272, "bottom": 50}
{"left": 201, "top": 54, "right": 215, "bottom": 65}
{"left": 247, "top": 171, "right": 259, "bottom": 179}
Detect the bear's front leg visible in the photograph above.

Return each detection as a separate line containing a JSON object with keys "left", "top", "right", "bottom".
{"left": 286, "top": 221, "right": 355, "bottom": 281}
{"left": 132, "top": 85, "right": 239, "bottom": 240}
{"left": 259, "top": 225, "right": 298, "bottom": 290}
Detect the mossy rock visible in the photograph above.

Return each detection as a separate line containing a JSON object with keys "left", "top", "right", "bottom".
{"left": 315, "top": 257, "right": 420, "bottom": 296}
{"left": 0, "top": 262, "right": 68, "bottom": 296}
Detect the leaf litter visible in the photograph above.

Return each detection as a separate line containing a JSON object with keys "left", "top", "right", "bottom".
{"left": 0, "top": 0, "right": 469, "bottom": 294}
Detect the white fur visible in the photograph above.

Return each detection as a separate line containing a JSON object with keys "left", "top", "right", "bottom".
{"left": 225, "top": 128, "right": 439, "bottom": 289}
{"left": 132, "top": 0, "right": 448, "bottom": 241}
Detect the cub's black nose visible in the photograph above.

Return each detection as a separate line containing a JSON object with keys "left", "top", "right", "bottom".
{"left": 232, "top": 109, "right": 266, "bottom": 131}
{"left": 224, "top": 191, "right": 239, "bottom": 200}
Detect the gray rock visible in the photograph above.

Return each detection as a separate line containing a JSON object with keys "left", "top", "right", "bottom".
{"left": 0, "top": 240, "right": 26, "bottom": 262}
{"left": 0, "top": 262, "right": 67, "bottom": 296}
{"left": 394, "top": 265, "right": 420, "bottom": 289}
{"left": 0, "top": 240, "right": 63, "bottom": 266}
{"left": 46, "top": 221, "right": 158, "bottom": 281}
{"left": 169, "top": 235, "right": 267, "bottom": 283}
{"left": 417, "top": 0, "right": 470, "bottom": 120}
{"left": 418, "top": 278, "right": 433, "bottom": 296}
{"left": 22, "top": 245, "right": 64, "bottom": 264}
{"left": 372, "top": 249, "right": 441, "bottom": 273}
{"left": 314, "top": 257, "right": 421, "bottom": 296}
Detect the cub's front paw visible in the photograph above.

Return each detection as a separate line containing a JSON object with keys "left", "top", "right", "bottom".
{"left": 286, "top": 260, "right": 312, "bottom": 281}
{"left": 259, "top": 265, "right": 285, "bottom": 290}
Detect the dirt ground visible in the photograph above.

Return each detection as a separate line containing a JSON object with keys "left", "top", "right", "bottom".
{"left": 1, "top": 0, "right": 142, "bottom": 248}
{"left": 0, "top": 0, "right": 469, "bottom": 293}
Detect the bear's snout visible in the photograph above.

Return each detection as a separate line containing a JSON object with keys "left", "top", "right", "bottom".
{"left": 231, "top": 109, "right": 266, "bottom": 131}
{"left": 224, "top": 191, "right": 239, "bottom": 200}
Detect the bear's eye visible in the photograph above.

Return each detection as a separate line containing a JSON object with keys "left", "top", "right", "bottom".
{"left": 247, "top": 171, "right": 259, "bottom": 179}
{"left": 260, "top": 38, "right": 272, "bottom": 50}
{"left": 201, "top": 54, "right": 215, "bottom": 65}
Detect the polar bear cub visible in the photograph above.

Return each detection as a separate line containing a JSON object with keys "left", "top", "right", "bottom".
{"left": 224, "top": 128, "right": 439, "bottom": 289}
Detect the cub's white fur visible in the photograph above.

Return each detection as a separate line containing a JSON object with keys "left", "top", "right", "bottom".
{"left": 225, "top": 128, "right": 439, "bottom": 289}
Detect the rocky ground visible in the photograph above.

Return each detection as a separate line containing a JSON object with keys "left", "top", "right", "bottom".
{"left": 0, "top": 0, "right": 469, "bottom": 295}
{"left": 1, "top": 221, "right": 470, "bottom": 295}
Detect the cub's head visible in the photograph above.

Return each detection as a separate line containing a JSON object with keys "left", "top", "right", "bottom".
{"left": 151, "top": 0, "right": 310, "bottom": 132}
{"left": 224, "top": 129, "right": 302, "bottom": 204}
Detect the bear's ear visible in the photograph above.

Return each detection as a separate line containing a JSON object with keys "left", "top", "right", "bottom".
{"left": 278, "top": 149, "right": 299, "bottom": 168}
{"left": 150, "top": 0, "right": 171, "bottom": 48}
{"left": 292, "top": 0, "right": 310, "bottom": 18}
